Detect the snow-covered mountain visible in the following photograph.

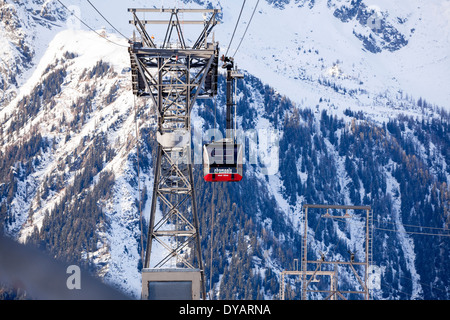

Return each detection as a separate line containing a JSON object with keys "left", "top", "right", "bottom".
{"left": 1, "top": 0, "right": 449, "bottom": 300}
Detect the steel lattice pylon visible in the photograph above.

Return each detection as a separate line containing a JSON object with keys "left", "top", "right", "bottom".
{"left": 128, "top": 8, "right": 220, "bottom": 299}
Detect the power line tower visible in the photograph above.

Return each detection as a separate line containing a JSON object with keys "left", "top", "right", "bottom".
{"left": 300, "top": 204, "right": 373, "bottom": 300}
{"left": 128, "top": 7, "right": 220, "bottom": 300}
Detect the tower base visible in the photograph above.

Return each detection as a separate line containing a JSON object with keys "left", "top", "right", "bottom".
{"left": 141, "top": 268, "right": 202, "bottom": 300}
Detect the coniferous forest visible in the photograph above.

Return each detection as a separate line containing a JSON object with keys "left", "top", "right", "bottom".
{"left": 1, "top": 59, "right": 449, "bottom": 300}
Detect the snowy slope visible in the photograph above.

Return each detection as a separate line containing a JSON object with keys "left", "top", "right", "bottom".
{"left": 10, "top": 0, "right": 447, "bottom": 111}
{"left": 221, "top": 0, "right": 450, "bottom": 109}
{"left": 27, "top": 0, "right": 445, "bottom": 123}
{"left": 0, "top": 0, "right": 66, "bottom": 105}
{"left": 0, "top": 23, "right": 147, "bottom": 297}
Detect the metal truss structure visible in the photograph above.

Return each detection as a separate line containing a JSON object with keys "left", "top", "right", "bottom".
{"left": 281, "top": 204, "right": 374, "bottom": 300}
{"left": 128, "top": 8, "right": 220, "bottom": 299}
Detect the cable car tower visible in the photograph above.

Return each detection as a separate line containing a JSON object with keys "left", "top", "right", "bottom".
{"left": 128, "top": 7, "right": 220, "bottom": 300}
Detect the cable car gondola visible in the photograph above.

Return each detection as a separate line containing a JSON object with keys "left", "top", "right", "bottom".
{"left": 203, "top": 139, "right": 243, "bottom": 182}
{"left": 203, "top": 56, "right": 244, "bottom": 182}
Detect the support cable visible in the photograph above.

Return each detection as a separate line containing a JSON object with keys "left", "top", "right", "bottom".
{"left": 213, "top": 94, "right": 217, "bottom": 140}
{"left": 209, "top": 186, "right": 215, "bottom": 300}
{"left": 224, "top": 0, "right": 246, "bottom": 57}
{"left": 374, "top": 226, "right": 450, "bottom": 238}
{"left": 232, "top": 0, "right": 260, "bottom": 58}
{"left": 134, "top": 95, "right": 145, "bottom": 266}
{"left": 375, "top": 267, "right": 447, "bottom": 300}
{"left": 86, "top": 0, "right": 130, "bottom": 40}
{"left": 56, "top": 0, "right": 128, "bottom": 48}
{"left": 378, "top": 219, "right": 450, "bottom": 233}
{"left": 328, "top": 215, "right": 450, "bottom": 237}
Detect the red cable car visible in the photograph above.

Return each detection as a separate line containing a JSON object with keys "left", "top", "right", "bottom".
{"left": 203, "top": 139, "right": 243, "bottom": 182}
{"left": 203, "top": 55, "right": 243, "bottom": 182}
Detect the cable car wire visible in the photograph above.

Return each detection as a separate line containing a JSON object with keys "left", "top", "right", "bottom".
{"left": 326, "top": 214, "right": 450, "bottom": 238}
{"left": 56, "top": 0, "right": 128, "bottom": 48}
{"left": 378, "top": 219, "right": 450, "bottom": 232}
{"left": 86, "top": 0, "right": 130, "bottom": 40}
{"left": 225, "top": 0, "right": 246, "bottom": 57}
{"left": 232, "top": 0, "right": 260, "bottom": 58}
{"left": 133, "top": 94, "right": 144, "bottom": 265}
{"left": 374, "top": 226, "right": 450, "bottom": 238}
